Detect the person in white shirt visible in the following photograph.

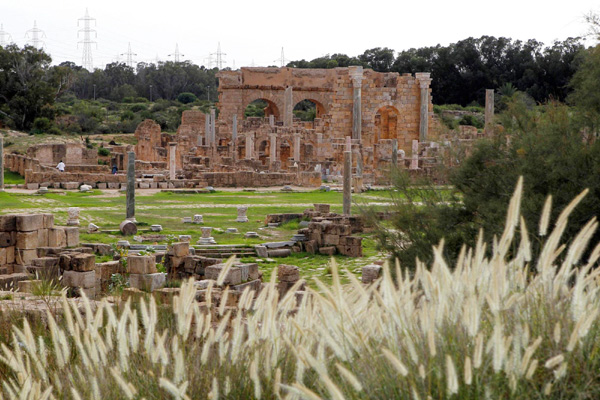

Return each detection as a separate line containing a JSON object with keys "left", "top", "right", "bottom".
{"left": 56, "top": 160, "right": 65, "bottom": 172}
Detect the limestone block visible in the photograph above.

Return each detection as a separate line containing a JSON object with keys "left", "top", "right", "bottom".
{"left": 152, "top": 287, "right": 181, "bottom": 304}
{"left": 267, "top": 249, "right": 292, "bottom": 258}
{"left": 172, "top": 242, "right": 190, "bottom": 257}
{"left": 32, "top": 257, "right": 59, "bottom": 268}
{"left": 0, "top": 273, "right": 29, "bottom": 290}
{"left": 71, "top": 253, "right": 96, "bottom": 272}
{"left": 16, "top": 231, "right": 39, "bottom": 249}
{"left": 129, "top": 273, "right": 166, "bottom": 292}
{"left": 255, "top": 245, "right": 268, "bottom": 258}
{"left": 277, "top": 264, "right": 300, "bottom": 283}
{"left": 62, "top": 271, "right": 95, "bottom": 288}
{"left": 42, "top": 213, "right": 54, "bottom": 229}
{"left": 17, "top": 279, "right": 40, "bottom": 293}
{"left": 231, "top": 278, "right": 262, "bottom": 293}
{"left": 16, "top": 249, "right": 38, "bottom": 265}
{"left": 361, "top": 264, "right": 382, "bottom": 284}
{"left": 0, "top": 215, "right": 16, "bottom": 231}
{"left": 64, "top": 226, "right": 80, "bottom": 247}
{"left": 0, "top": 231, "right": 16, "bottom": 247}
{"left": 5, "top": 246, "right": 15, "bottom": 264}
{"left": 48, "top": 228, "right": 67, "bottom": 247}
{"left": 205, "top": 264, "right": 242, "bottom": 285}
{"left": 95, "top": 260, "right": 124, "bottom": 281}
{"left": 127, "top": 255, "right": 157, "bottom": 274}
{"left": 319, "top": 246, "right": 337, "bottom": 256}
{"left": 37, "top": 228, "right": 49, "bottom": 247}
{"left": 15, "top": 214, "right": 43, "bottom": 232}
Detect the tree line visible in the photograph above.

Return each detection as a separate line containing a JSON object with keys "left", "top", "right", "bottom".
{"left": 0, "top": 35, "right": 590, "bottom": 131}
{"left": 287, "top": 36, "right": 584, "bottom": 106}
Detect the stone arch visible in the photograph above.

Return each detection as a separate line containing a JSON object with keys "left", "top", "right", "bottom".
{"left": 243, "top": 91, "right": 284, "bottom": 121}
{"left": 374, "top": 105, "right": 400, "bottom": 143}
{"left": 292, "top": 92, "right": 330, "bottom": 117}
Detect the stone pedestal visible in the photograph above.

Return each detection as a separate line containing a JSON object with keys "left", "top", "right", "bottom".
{"left": 410, "top": 140, "right": 419, "bottom": 170}
{"left": 349, "top": 66, "right": 363, "bottom": 141}
{"left": 126, "top": 151, "right": 135, "bottom": 221}
{"left": 0, "top": 136, "right": 4, "bottom": 192}
{"left": 485, "top": 88, "right": 495, "bottom": 135}
{"left": 169, "top": 143, "right": 177, "bottom": 180}
{"left": 284, "top": 86, "right": 293, "bottom": 127}
{"left": 343, "top": 151, "right": 352, "bottom": 215}
{"left": 67, "top": 207, "right": 80, "bottom": 226}
{"left": 210, "top": 108, "right": 216, "bottom": 146}
{"left": 197, "top": 227, "right": 216, "bottom": 245}
{"left": 193, "top": 214, "right": 204, "bottom": 224}
{"left": 391, "top": 139, "right": 398, "bottom": 167}
{"left": 245, "top": 134, "right": 254, "bottom": 159}
{"left": 269, "top": 134, "right": 277, "bottom": 165}
{"left": 236, "top": 206, "right": 249, "bottom": 222}
{"left": 416, "top": 72, "right": 432, "bottom": 142}
{"left": 293, "top": 134, "right": 301, "bottom": 161}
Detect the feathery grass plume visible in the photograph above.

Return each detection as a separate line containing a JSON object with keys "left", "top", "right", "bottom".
{"left": 446, "top": 355, "right": 459, "bottom": 395}
{"left": 335, "top": 363, "right": 363, "bottom": 392}
{"left": 282, "top": 383, "right": 322, "bottom": 400}
{"left": 110, "top": 366, "right": 137, "bottom": 399}
{"left": 216, "top": 255, "right": 236, "bottom": 286}
{"left": 382, "top": 348, "right": 408, "bottom": 376}
{"left": 250, "top": 356, "right": 261, "bottom": 399}
{"left": 525, "top": 359, "right": 538, "bottom": 380}
{"left": 159, "top": 378, "right": 190, "bottom": 400}
{"left": 539, "top": 195, "right": 553, "bottom": 236}
{"left": 545, "top": 354, "right": 564, "bottom": 369}
{"left": 464, "top": 356, "right": 472, "bottom": 385}
{"left": 209, "top": 377, "right": 219, "bottom": 400}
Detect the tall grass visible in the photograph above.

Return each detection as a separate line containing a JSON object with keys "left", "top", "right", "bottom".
{"left": 1, "top": 177, "right": 600, "bottom": 399}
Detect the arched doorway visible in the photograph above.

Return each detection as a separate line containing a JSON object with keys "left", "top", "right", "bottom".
{"left": 280, "top": 140, "right": 291, "bottom": 168}
{"left": 244, "top": 99, "right": 281, "bottom": 120}
{"left": 258, "top": 139, "right": 270, "bottom": 165}
{"left": 293, "top": 99, "right": 326, "bottom": 121}
{"left": 374, "top": 106, "right": 400, "bottom": 142}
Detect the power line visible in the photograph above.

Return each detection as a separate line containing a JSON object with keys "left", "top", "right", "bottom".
{"left": 168, "top": 43, "right": 184, "bottom": 62}
{"left": 78, "top": 8, "right": 97, "bottom": 71}
{"left": 210, "top": 42, "right": 226, "bottom": 69}
{"left": 274, "top": 47, "right": 289, "bottom": 67}
{"left": 120, "top": 42, "right": 137, "bottom": 68}
{"left": 0, "top": 24, "right": 13, "bottom": 47}
{"left": 25, "top": 20, "right": 46, "bottom": 49}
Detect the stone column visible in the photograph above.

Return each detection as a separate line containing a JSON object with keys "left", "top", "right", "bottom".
{"left": 343, "top": 150, "right": 352, "bottom": 215}
{"left": 169, "top": 143, "right": 177, "bottom": 180}
{"left": 269, "top": 134, "right": 277, "bottom": 164}
{"left": 126, "top": 151, "right": 135, "bottom": 221}
{"left": 0, "top": 136, "right": 4, "bottom": 192}
{"left": 236, "top": 206, "right": 249, "bottom": 222}
{"left": 391, "top": 139, "right": 398, "bottom": 167}
{"left": 416, "top": 72, "right": 432, "bottom": 142}
{"left": 232, "top": 114, "right": 238, "bottom": 141}
{"left": 210, "top": 108, "right": 216, "bottom": 146}
{"left": 485, "top": 89, "right": 495, "bottom": 136}
{"left": 349, "top": 66, "right": 363, "bottom": 141}
{"left": 284, "top": 86, "right": 293, "bottom": 127}
{"left": 204, "top": 114, "right": 210, "bottom": 146}
{"left": 269, "top": 115, "right": 275, "bottom": 127}
{"left": 67, "top": 207, "right": 80, "bottom": 226}
{"left": 246, "top": 134, "right": 254, "bottom": 159}
{"left": 410, "top": 139, "right": 419, "bottom": 170}
{"left": 293, "top": 134, "right": 301, "bottom": 161}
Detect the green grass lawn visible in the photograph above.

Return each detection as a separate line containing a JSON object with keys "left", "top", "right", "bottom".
{"left": 0, "top": 188, "right": 391, "bottom": 285}
{"left": 2, "top": 169, "right": 24, "bottom": 185}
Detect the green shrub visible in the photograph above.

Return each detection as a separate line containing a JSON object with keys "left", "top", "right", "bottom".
{"left": 177, "top": 92, "right": 198, "bottom": 104}
{"left": 32, "top": 117, "right": 52, "bottom": 133}
{"left": 130, "top": 104, "right": 147, "bottom": 113}
{"left": 98, "top": 147, "right": 110, "bottom": 156}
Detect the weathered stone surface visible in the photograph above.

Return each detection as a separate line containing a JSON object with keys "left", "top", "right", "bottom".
{"left": 70, "top": 253, "right": 96, "bottom": 272}
{"left": 16, "top": 249, "right": 37, "bottom": 265}
{"left": 362, "top": 264, "right": 382, "bottom": 284}
{"left": 172, "top": 242, "right": 190, "bottom": 257}
{"left": 48, "top": 228, "right": 67, "bottom": 247}
{"left": 128, "top": 255, "right": 157, "bottom": 274}
{"left": 62, "top": 271, "right": 95, "bottom": 288}
{"left": 63, "top": 226, "right": 80, "bottom": 247}
{"left": 0, "top": 273, "right": 29, "bottom": 290}
{"left": 0, "top": 231, "right": 16, "bottom": 247}
{"left": 319, "top": 246, "right": 337, "bottom": 256}
{"left": 0, "top": 215, "right": 16, "bottom": 231}
{"left": 129, "top": 273, "right": 166, "bottom": 292}
{"left": 205, "top": 264, "right": 242, "bottom": 285}
{"left": 15, "top": 214, "right": 43, "bottom": 232}
{"left": 277, "top": 264, "right": 300, "bottom": 283}
{"left": 268, "top": 248, "right": 292, "bottom": 258}
{"left": 119, "top": 220, "right": 137, "bottom": 236}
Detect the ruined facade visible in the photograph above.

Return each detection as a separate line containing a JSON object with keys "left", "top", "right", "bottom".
{"left": 133, "top": 66, "right": 435, "bottom": 186}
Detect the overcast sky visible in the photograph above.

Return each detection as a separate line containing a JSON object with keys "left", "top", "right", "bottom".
{"left": 1, "top": 0, "right": 598, "bottom": 70}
